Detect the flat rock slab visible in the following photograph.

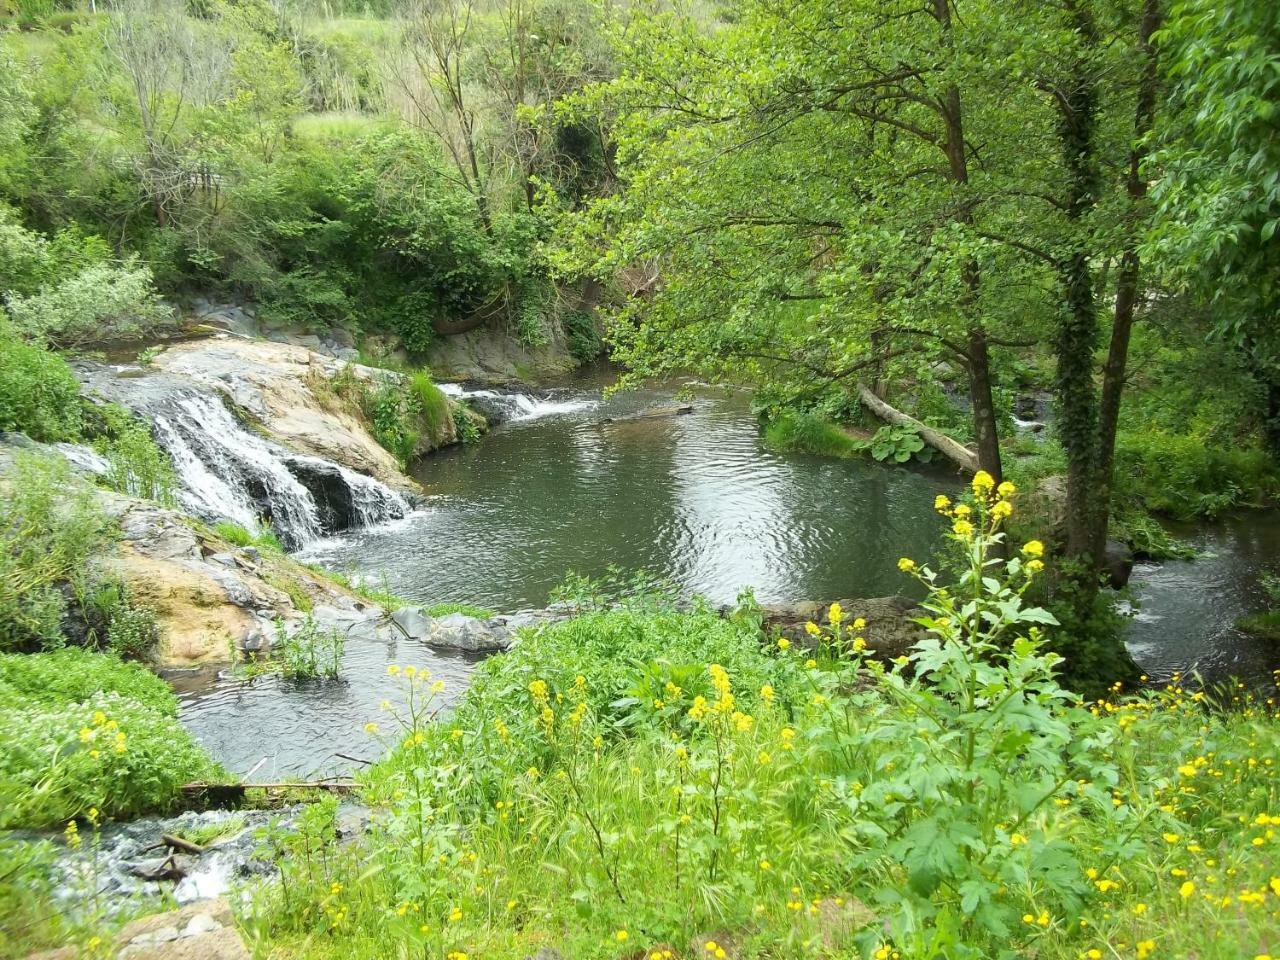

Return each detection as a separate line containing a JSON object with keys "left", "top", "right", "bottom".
{"left": 28, "top": 899, "right": 248, "bottom": 960}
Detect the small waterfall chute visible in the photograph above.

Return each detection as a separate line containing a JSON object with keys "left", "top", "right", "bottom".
{"left": 437, "top": 383, "right": 595, "bottom": 424}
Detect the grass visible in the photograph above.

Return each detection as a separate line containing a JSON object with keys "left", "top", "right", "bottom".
{"left": 762, "top": 410, "right": 864, "bottom": 458}
{"left": 1236, "top": 610, "right": 1280, "bottom": 641}
{"left": 212, "top": 520, "right": 284, "bottom": 553}
{"left": 425, "top": 602, "right": 495, "bottom": 619}
{"left": 291, "top": 111, "right": 388, "bottom": 143}
{"left": 174, "top": 813, "right": 247, "bottom": 847}
{"left": 226, "top": 485, "right": 1280, "bottom": 960}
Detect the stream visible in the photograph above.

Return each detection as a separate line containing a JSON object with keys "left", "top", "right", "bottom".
{"left": 176, "top": 375, "right": 1280, "bottom": 779}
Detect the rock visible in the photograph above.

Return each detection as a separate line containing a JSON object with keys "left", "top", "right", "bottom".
{"left": 760, "top": 596, "right": 923, "bottom": 661}
{"left": 208, "top": 553, "right": 236, "bottom": 568}
{"left": 523, "top": 949, "right": 563, "bottom": 960}
{"left": 149, "top": 336, "right": 422, "bottom": 490}
{"left": 240, "top": 547, "right": 260, "bottom": 563}
{"left": 1104, "top": 539, "right": 1135, "bottom": 589}
{"left": 240, "top": 629, "right": 268, "bottom": 654}
{"left": 426, "top": 325, "right": 578, "bottom": 383}
{"left": 426, "top": 612, "right": 511, "bottom": 652}
{"left": 182, "top": 915, "right": 220, "bottom": 937}
{"left": 117, "top": 928, "right": 249, "bottom": 960}
{"left": 118, "top": 901, "right": 235, "bottom": 943}
{"left": 390, "top": 606, "right": 434, "bottom": 639}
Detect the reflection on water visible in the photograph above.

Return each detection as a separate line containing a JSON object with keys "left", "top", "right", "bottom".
{"left": 174, "top": 634, "right": 481, "bottom": 779}
{"left": 179, "top": 375, "right": 1280, "bottom": 778}
{"left": 297, "top": 382, "right": 957, "bottom": 609}
{"left": 1125, "top": 513, "right": 1280, "bottom": 687}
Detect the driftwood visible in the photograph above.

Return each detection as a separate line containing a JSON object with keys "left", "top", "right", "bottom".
{"left": 181, "top": 780, "right": 357, "bottom": 797}
{"left": 855, "top": 382, "right": 978, "bottom": 473}
{"left": 161, "top": 833, "right": 206, "bottom": 855}
{"left": 600, "top": 404, "right": 694, "bottom": 424}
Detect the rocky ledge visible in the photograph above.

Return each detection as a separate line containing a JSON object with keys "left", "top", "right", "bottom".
{"left": 29, "top": 899, "right": 248, "bottom": 960}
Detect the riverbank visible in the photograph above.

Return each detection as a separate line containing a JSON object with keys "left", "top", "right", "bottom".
{"left": 14, "top": 493, "right": 1280, "bottom": 960}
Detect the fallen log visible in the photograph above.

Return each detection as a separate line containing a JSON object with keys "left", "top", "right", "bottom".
{"left": 855, "top": 382, "right": 978, "bottom": 474}
{"left": 600, "top": 404, "right": 694, "bottom": 424}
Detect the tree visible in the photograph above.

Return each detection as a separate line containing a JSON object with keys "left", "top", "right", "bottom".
{"left": 1149, "top": 0, "right": 1280, "bottom": 445}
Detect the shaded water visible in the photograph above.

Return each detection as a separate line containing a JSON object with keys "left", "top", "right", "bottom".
{"left": 1124, "top": 514, "right": 1280, "bottom": 686}
{"left": 297, "top": 382, "right": 956, "bottom": 608}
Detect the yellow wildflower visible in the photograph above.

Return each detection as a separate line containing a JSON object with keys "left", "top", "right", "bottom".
{"left": 1022, "top": 540, "right": 1045, "bottom": 558}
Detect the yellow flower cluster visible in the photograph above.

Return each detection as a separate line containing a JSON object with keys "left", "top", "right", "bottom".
{"left": 78, "top": 708, "right": 125, "bottom": 758}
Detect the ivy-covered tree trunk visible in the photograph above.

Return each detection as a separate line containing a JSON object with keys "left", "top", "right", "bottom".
{"left": 1096, "top": 0, "right": 1162, "bottom": 551}
{"left": 1053, "top": 0, "right": 1103, "bottom": 567}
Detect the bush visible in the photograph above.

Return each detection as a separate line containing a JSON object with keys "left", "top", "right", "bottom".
{"left": 0, "top": 454, "right": 109, "bottom": 651}
{"left": 5, "top": 261, "right": 175, "bottom": 348}
{"left": 563, "top": 308, "right": 603, "bottom": 363}
{"left": 0, "top": 648, "right": 215, "bottom": 827}
{"left": 273, "top": 615, "right": 344, "bottom": 680}
{"left": 0, "top": 690, "right": 218, "bottom": 828}
{"left": 762, "top": 409, "right": 862, "bottom": 458}
{"left": 1114, "top": 430, "right": 1278, "bottom": 518}
{"left": 0, "top": 647, "right": 176, "bottom": 714}
{"left": 0, "top": 326, "right": 83, "bottom": 442}
{"left": 90, "top": 405, "right": 177, "bottom": 506}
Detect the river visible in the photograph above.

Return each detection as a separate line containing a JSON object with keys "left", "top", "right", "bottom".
{"left": 178, "top": 376, "right": 1280, "bottom": 777}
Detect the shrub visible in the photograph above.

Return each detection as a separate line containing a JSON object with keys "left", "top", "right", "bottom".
{"left": 762, "top": 409, "right": 862, "bottom": 458}
{"left": 562, "top": 308, "right": 603, "bottom": 363}
{"left": 0, "top": 647, "right": 176, "bottom": 714}
{"left": 1114, "top": 430, "right": 1278, "bottom": 518}
{"left": 273, "top": 615, "right": 344, "bottom": 679}
{"left": 0, "top": 690, "right": 217, "bottom": 828}
{"left": 91, "top": 406, "right": 177, "bottom": 506}
{"left": 0, "top": 326, "right": 83, "bottom": 442}
{"left": 5, "top": 261, "right": 175, "bottom": 348}
{"left": 0, "top": 454, "right": 109, "bottom": 651}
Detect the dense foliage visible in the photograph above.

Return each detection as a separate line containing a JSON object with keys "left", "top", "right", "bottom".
{"left": 232, "top": 481, "right": 1280, "bottom": 959}
{"left": 0, "top": 649, "right": 217, "bottom": 828}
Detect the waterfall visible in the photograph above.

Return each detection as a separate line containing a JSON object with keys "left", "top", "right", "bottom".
{"left": 106, "top": 385, "right": 407, "bottom": 550}
{"left": 437, "top": 383, "right": 595, "bottom": 424}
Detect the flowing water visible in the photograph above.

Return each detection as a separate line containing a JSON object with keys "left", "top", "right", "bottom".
{"left": 297, "top": 380, "right": 957, "bottom": 609}
{"left": 1124, "top": 514, "right": 1280, "bottom": 685}
{"left": 176, "top": 374, "right": 1280, "bottom": 777}
{"left": 76, "top": 362, "right": 408, "bottom": 548}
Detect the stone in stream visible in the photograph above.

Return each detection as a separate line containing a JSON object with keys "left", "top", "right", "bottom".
{"left": 390, "top": 605, "right": 434, "bottom": 639}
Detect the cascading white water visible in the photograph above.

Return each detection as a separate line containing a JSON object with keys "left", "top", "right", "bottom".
{"left": 147, "top": 392, "right": 406, "bottom": 549}
{"left": 437, "top": 383, "right": 595, "bottom": 423}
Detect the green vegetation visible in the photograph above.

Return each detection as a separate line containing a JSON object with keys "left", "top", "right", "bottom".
{"left": 90, "top": 405, "right": 179, "bottom": 506}
{"left": 0, "top": 454, "right": 109, "bottom": 651}
{"left": 762, "top": 411, "right": 863, "bottom": 460}
{"left": 235, "top": 482, "right": 1280, "bottom": 959}
{"left": 0, "top": 649, "right": 217, "bottom": 828}
{"left": 274, "top": 615, "right": 345, "bottom": 680}
{"left": 213, "top": 519, "right": 283, "bottom": 553}
{"left": 174, "top": 813, "right": 247, "bottom": 848}
{"left": 425, "top": 602, "right": 496, "bottom": 619}
{"left": 0, "top": 324, "right": 82, "bottom": 442}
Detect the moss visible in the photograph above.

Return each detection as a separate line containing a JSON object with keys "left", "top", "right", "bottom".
{"left": 425, "top": 602, "right": 495, "bottom": 619}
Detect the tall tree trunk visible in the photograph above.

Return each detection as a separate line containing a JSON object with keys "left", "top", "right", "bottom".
{"left": 1054, "top": 0, "right": 1103, "bottom": 565}
{"left": 966, "top": 328, "right": 1002, "bottom": 483}
{"left": 1095, "top": 0, "right": 1162, "bottom": 561}
{"left": 934, "top": 0, "right": 1004, "bottom": 483}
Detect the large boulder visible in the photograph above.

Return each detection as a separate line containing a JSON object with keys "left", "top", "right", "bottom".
{"left": 151, "top": 336, "right": 423, "bottom": 491}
